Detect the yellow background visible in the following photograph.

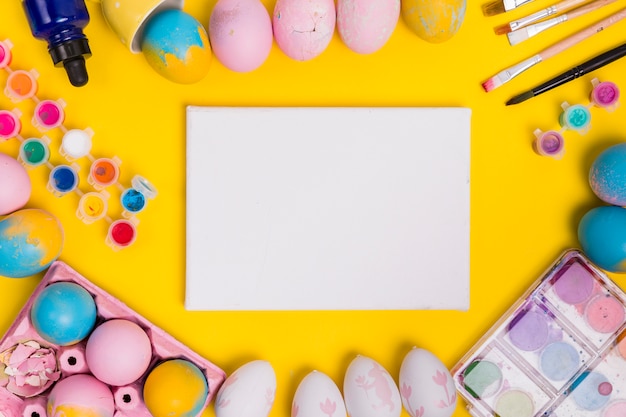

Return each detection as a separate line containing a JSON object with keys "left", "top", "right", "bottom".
{"left": 1, "top": 0, "right": 626, "bottom": 416}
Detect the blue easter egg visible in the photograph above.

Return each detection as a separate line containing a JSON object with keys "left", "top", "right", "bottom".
{"left": 578, "top": 205, "right": 626, "bottom": 273}
{"left": 589, "top": 143, "right": 626, "bottom": 206}
{"left": 0, "top": 208, "right": 64, "bottom": 278}
{"left": 31, "top": 281, "right": 97, "bottom": 346}
{"left": 141, "top": 9, "right": 212, "bottom": 84}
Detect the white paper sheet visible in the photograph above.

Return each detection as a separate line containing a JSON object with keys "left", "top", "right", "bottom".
{"left": 186, "top": 107, "right": 471, "bottom": 310}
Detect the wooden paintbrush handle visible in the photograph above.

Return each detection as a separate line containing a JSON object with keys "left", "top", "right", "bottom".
{"left": 567, "top": 0, "right": 617, "bottom": 20}
{"left": 540, "top": 7, "right": 626, "bottom": 60}
{"left": 554, "top": 0, "right": 594, "bottom": 12}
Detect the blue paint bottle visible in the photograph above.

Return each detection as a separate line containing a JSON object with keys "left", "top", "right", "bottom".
{"left": 22, "top": 0, "right": 92, "bottom": 87}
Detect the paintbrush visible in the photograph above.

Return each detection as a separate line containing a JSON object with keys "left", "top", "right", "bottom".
{"left": 482, "top": 7, "right": 626, "bottom": 92}
{"left": 482, "top": 0, "right": 535, "bottom": 16}
{"left": 494, "top": 0, "right": 590, "bottom": 34}
{"left": 507, "top": 0, "right": 617, "bottom": 45}
{"left": 507, "top": 42, "right": 626, "bottom": 105}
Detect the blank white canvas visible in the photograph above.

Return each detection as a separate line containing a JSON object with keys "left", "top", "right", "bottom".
{"left": 185, "top": 107, "right": 471, "bottom": 311}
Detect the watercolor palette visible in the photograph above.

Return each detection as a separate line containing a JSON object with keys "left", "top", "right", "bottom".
{"left": 0, "top": 261, "right": 226, "bottom": 416}
{"left": 452, "top": 249, "right": 626, "bottom": 417}
{"left": 0, "top": 38, "right": 156, "bottom": 250}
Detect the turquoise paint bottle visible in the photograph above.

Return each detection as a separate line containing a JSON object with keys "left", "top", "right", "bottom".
{"left": 22, "top": 0, "right": 92, "bottom": 86}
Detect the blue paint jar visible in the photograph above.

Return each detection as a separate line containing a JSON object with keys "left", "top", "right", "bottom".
{"left": 48, "top": 165, "right": 79, "bottom": 196}
{"left": 22, "top": 0, "right": 92, "bottom": 86}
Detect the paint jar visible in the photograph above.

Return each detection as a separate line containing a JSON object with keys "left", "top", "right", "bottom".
{"left": 60, "top": 128, "right": 93, "bottom": 161}
{"left": 4, "top": 69, "right": 38, "bottom": 102}
{"left": 590, "top": 78, "right": 620, "bottom": 112}
{"left": 559, "top": 102, "right": 591, "bottom": 135}
{"left": 120, "top": 175, "right": 158, "bottom": 218}
{"left": 0, "top": 39, "right": 12, "bottom": 69}
{"left": 48, "top": 164, "right": 80, "bottom": 197}
{"left": 32, "top": 98, "right": 66, "bottom": 131}
{"left": 88, "top": 157, "right": 121, "bottom": 190}
{"left": 0, "top": 109, "right": 22, "bottom": 140}
{"left": 533, "top": 129, "right": 565, "bottom": 160}
{"left": 22, "top": 0, "right": 92, "bottom": 86}
{"left": 106, "top": 218, "right": 138, "bottom": 250}
{"left": 77, "top": 191, "right": 109, "bottom": 224}
{"left": 18, "top": 136, "right": 51, "bottom": 168}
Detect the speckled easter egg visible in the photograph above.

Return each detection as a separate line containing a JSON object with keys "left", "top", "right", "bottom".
{"left": 273, "top": 0, "right": 336, "bottom": 61}
{"left": 141, "top": 9, "right": 211, "bottom": 84}
{"left": 578, "top": 205, "right": 626, "bottom": 273}
{"left": 337, "top": 0, "right": 400, "bottom": 54}
{"left": 47, "top": 374, "right": 115, "bottom": 417}
{"left": 401, "top": 0, "right": 466, "bottom": 43}
{"left": 589, "top": 143, "right": 626, "bottom": 206}
{"left": 209, "top": 0, "right": 273, "bottom": 72}
{"left": 0, "top": 152, "right": 31, "bottom": 215}
{"left": 0, "top": 208, "right": 63, "bottom": 278}
{"left": 143, "top": 359, "right": 209, "bottom": 417}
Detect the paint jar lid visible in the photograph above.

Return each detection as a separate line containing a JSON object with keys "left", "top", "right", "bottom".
{"left": 131, "top": 175, "right": 158, "bottom": 200}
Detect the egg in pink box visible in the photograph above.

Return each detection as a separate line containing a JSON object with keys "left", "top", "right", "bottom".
{"left": 0, "top": 261, "right": 227, "bottom": 417}
{"left": 47, "top": 374, "right": 115, "bottom": 417}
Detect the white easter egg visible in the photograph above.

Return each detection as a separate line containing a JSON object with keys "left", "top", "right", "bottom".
{"left": 398, "top": 348, "right": 456, "bottom": 417}
{"left": 215, "top": 360, "right": 277, "bottom": 417}
{"left": 343, "top": 355, "right": 401, "bottom": 417}
{"left": 293, "top": 371, "right": 347, "bottom": 417}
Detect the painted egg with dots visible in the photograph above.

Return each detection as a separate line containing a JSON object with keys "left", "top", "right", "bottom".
{"left": 589, "top": 143, "right": 626, "bottom": 206}
{"left": 401, "top": 0, "right": 466, "bottom": 43}
{"left": 141, "top": 9, "right": 212, "bottom": 84}
{"left": 578, "top": 205, "right": 626, "bottom": 273}
{"left": 0, "top": 152, "right": 31, "bottom": 215}
{"left": 47, "top": 374, "right": 115, "bottom": 417}
{"left": 0, "top": 209, "right": 63, "bottom": 278}
{"left": 31, "top": 281, "right": 97, "bottom": 346}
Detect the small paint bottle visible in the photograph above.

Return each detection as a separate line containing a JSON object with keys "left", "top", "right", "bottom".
{"left": 4, "top": 69, "right": 38, "bottom": 102}
{"left": 88, "top": 157, "right": 121, "bottom": 190}
{"left": 18, "top": 136, "right": 51, "bottom": 168}
{"left": 21, "top": 0, "right": 92, "bottom": 87}
{"left": 559, "top": 101, "right": 591, "bottom": 135}
{"left": 77, "top": 191, "right": 110, "bottom": 224}
{"left": 120, "top": 175, "right": 158, "bottom": 218}
{"left": 48, "top": 164, "right": 80, "bottom": 197}
{"left": 0, "top": 39, "right": 12, "bottom": 69}
{"left": 60, "top": 128, "right": 93, "bottom": 161}
{"left": 533, "top": 129, "right": 565, "bottom": 160}
{"left": 106, "top": 218, "right": 138, "bottom": 250}
{"left": 0, "top": 109, "right": 22, "bottom": 141}
{"left": 33, "top": 99, "right": 66, "bottom": 131}
{"left": 590, "top": 78, "right": 620, "bottom": 112}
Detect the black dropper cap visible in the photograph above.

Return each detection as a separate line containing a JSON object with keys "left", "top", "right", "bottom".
{"left": 49, "top": 38, "right": 92, "bottom": 87}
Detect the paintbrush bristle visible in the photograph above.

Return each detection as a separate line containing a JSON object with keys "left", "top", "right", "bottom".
{"left": 507, "top": 27, "right": 529, "bottom": 46}
{"left": 494, "top": 23, "right": 513, "bottom": 35}
{"left": 482, "top": 0, "right": 506, "bottom": 16}
{"left": 482, "top": 76, "right": 503, "bottom": 92}
{"left": 506, "top": 90, "right": 534, "bottom": 105}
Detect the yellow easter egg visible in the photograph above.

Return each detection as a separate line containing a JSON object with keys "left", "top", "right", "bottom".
{"left": 401, "top": 0, "right": 466, "bottom": 43}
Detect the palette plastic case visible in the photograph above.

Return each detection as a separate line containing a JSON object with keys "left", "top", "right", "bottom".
{"left": 0, "top": 261, "right": 226, "bottom": 416}
{"left": 452, "top": 249, "right": 626, "bottom": 417}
